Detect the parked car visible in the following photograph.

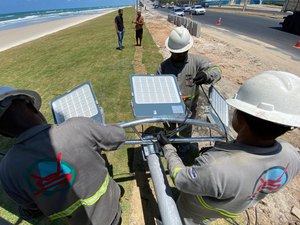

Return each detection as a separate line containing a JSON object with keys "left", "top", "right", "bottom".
{"left": 191, "top": 5, "right": 206, "bottom": 15}
{"left": 182, "top": 4, "right": 192, "bottom": 12}
{"left": 170, "top": 7, "right": 185, "bottom": 16}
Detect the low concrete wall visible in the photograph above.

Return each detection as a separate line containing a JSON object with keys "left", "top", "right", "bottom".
{"left": 167, "top": 14, "right": 201, "bottom": 37}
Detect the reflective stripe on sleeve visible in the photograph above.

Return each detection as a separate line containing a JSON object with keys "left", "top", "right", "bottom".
{"left": 196, "top": 195, "right": 239, "bottom": 218}
{"left": 49, "top": 173, "right": 110, "bottom": 220}
{"left": 207, "top": 66, "right": 222, "bottom": 74}
{"left": 182, "top": 95, "right": 192, "bottom": 101}
{"left": 172, "top": 167, "right": 183, "bottom": 180}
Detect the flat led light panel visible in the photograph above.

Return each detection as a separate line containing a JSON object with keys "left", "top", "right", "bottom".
{"left": 208, "top": 86, "right": 229, "bottom": 129}
{"left": 130, "top": 75, "right": 186, "bottom": 118}
{"left": 51, "top": 82, "right": 104, "bottom": 124}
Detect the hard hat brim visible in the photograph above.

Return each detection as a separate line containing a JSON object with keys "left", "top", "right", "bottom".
{"left": 0, "top": 89, "right": 41, "bottom": 113}
{"left": 165, "top": 35, "right": 194, "bottom": 53}
{"left": 226, "top": 98, "right": 300, "bottom": 127}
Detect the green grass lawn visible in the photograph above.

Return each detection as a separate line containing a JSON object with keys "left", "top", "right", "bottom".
{"left": 0, "top": 7, "right": 163, "bottom": 225}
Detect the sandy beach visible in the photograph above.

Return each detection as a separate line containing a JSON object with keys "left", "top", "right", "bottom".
{"left": 0, "top": 9, "right": 115, "bottom": 53}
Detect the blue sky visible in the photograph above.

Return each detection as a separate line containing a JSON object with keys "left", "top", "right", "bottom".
{"left": 0, "top": 0, "right": 134, "bottom": 14}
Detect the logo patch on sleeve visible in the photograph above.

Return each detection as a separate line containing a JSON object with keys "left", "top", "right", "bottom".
{"left": 189, "top": 168, "right": 198, "bottom": 179}
{"left": 248, "top": 164, "right": 289, "bottom": 200}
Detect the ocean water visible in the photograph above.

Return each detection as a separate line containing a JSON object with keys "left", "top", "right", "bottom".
{"left": 0, "top": 6, "right": 121, "bottom": 31}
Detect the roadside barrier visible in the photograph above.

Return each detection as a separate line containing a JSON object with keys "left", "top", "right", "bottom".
{"left": 167, "top": 14, "right": 175, "bottom": 23}
{"left": 185, "top": 18, "right": 193, "bottom": 31}
{"left": 191, "top": 21, "right": 201, "bottom": 37}
{"left": 167, "top": 14, "right": 201, "bottom": 38}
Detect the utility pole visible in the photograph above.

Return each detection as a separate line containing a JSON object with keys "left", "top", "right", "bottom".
{"left": 242, "top": 0, "right": 247, "bottom": 11}
{"left": 218, "top": 0, "right": 222, "bottom": 7}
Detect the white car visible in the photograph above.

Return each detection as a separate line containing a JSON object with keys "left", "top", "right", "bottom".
{"left": 182, "top": 4, "right": 192, "bottom": 12}
{"left": 171, "top": 7, "right": 185, "bottom": 17}
{"left": 191, "top": 5, "right": 206, "bottom": 15}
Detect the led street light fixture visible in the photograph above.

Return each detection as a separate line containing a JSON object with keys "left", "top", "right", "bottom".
{"left": 130, "top": 75, "right": 186, "bottom": 118}
{"left": 51, "top": 82, "right": 105, "bottom": 124}
{"left": 208, "top": 86, "right": 229, "bottom": 129}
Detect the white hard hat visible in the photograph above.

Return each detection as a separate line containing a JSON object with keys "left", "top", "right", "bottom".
{"left": 226, "top": 71, "right": 300, "bottom": 127}
{"left": 0, "top": 86, "right": 41, "bottom": 118}
{"left": 165, "top": 26, "right": 193, "bottom": 53}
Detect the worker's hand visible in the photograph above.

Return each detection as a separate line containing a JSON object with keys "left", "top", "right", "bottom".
{"left": 157, "top": 131, "right": 170, "bottom": 146}
{"left": 193, "top": 71, "right": 208, "bottom": 85}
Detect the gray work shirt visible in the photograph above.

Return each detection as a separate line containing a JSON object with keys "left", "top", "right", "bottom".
{"left": 0, "top": 117, "right": 125, "bottom": 225}
{"left": 164, "top": 140, "right": 300, "bottom": 224}
{"left": 157, "top": 54, "right": 221, "bottom": 110}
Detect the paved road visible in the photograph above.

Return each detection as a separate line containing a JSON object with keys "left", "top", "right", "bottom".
{"left": 207, "top": 6, "right": 287, "bottom": 15}
{"left": 155, "top": 8, "right": 300, "bottom": 60}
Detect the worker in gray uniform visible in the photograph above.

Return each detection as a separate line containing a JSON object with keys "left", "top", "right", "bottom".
{"left": 157, "top": 71, "right": 300, "bottom": 225}
{"left": 157, "top": 26, "right": 221, "bottom": 164}
{"left": 157, "top": 26, "right": 221, "bottom": 139}
{"left": 0, "top": 87, "right": 126, "bottom": 225}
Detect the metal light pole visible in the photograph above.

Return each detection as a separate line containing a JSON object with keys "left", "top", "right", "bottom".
{"left": 119, "top": 117, "right": 226, "bottom": 225}
{"left": 243, "top": 0, "right": 248, "bottom": 11}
